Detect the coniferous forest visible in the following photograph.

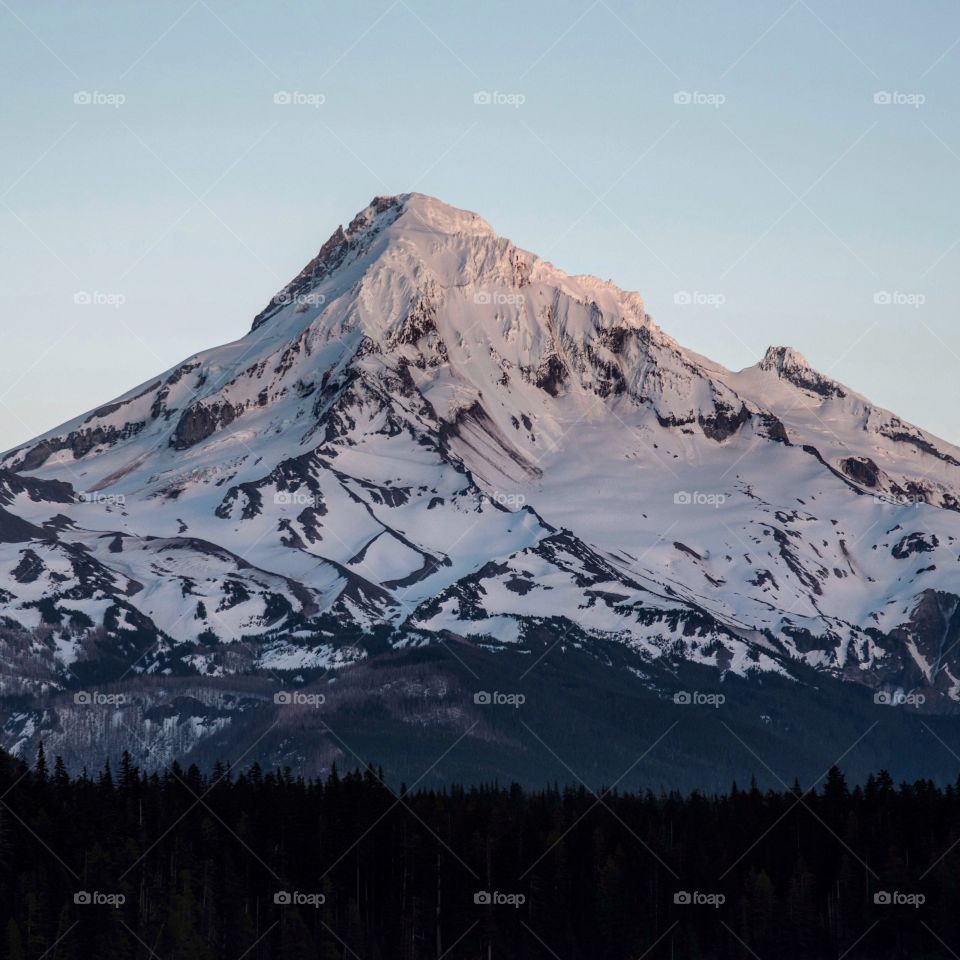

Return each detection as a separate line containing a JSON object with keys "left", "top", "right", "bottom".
{"left": 2, "top": 746, "right": 960, "bottom": 959}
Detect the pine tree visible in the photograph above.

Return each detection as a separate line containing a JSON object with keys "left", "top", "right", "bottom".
{"left": 34, "top": 742, "right": 47, "bottom": 783}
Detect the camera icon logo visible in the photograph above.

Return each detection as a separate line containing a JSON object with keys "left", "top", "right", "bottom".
{"left": 274, "top": 691, "right": 293, "bottom": 705}
{"left": 74, "top": 691, "right": 91, "bottom": 705}
{"left": 874, "top": 891, "right": 891, "bottom": 905}
{"left": 73, "top": 91, "right": 92, "bottom": 105}
{"left": 274, "top": 91, "right": 292, "bottom": 105}
{"left": 274, "top": 891, "right": 292, "bottom": 905}
{"left": 474, "top": 891, "right": 492, "bottom": 905}
{"left": 473, "top": 91, "right": 491, "bottom": 105}
{"left": 673, "top": 91, "right": 692, "bottom": 105}
{"left": 873, "top": 91, "right": 892, "bottom": 104}
{"left": 674, "top": 891, "right": 691, "bottom": 905}
{"left": 673, "top": 692, "right": 692, "bottom": 705}
{"left": 474, "top": 691, "right": 492, "bottom": 705}
{"left": 74, "top": 891, "right": 91, "bottom": 905}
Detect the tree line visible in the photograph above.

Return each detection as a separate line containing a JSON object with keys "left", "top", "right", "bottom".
{"left": 1, "top": 745, "right": 959, "bottom": 959}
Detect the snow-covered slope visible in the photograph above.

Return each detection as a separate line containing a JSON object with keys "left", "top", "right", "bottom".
{"left": 3, "top": 193, "right": 960, "bottom": 720}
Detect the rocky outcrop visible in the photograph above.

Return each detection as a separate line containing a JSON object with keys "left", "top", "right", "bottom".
{"left": 170, "top": 401, "right": 243, "bottom": 450}
{"left": 699, "top": 402, "right": 751, "bottom": 441}
{"left": 759, "top": 345, "right": 846, "bottom": 398}
{"left": 840, "top": 456, "right": 880, "bottom": 487}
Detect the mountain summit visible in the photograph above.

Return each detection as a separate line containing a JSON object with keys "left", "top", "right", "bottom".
{"left": 2, "top": 194, "right": 960, "bottom": 776}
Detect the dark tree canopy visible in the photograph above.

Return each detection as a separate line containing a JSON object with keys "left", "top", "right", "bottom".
{"left": 0, "top": 748, "right": 956, "bottom": 959}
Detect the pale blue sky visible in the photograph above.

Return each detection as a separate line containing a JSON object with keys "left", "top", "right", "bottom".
{"left": 2, "top": 0, "right": 959, "bottom": 449}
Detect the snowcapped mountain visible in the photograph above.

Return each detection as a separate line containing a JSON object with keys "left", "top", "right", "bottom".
{"left": 3, "top": 193, "right": 960, "bottom": 779}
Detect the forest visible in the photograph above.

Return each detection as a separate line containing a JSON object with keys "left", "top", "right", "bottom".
{"left": 2, "top": 745, "right": 959, "bottom": 959}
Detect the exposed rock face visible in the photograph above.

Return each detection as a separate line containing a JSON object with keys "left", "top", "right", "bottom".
{"left": 0, "top": 470, "right": 73, "bottom": 505}
{"left": 699, "top": 402, "right": 751, "bottom": 441}
{"left": 250, "top": 196, "right": 404, "bottom": 333}
{"left": 759, "top": 345, "right": 846, "bottom": 398}
{"left": 17, "top": 422, "right": 148, "bottom": 470}
{"left": 171, "top": 401, "right": 243, "bottom": 450}
{"left": 759, "top": 413, "right": 790, "bottom": 444}
{"left": 884, "top": 589, "right": 960, "bottom": 695}
{"left": 534, "top": 355, "right": 568, "bottom": 397}
{"left": 840, "top": 456, "right": 880, "bottom": 487}
{"left": 879, "top": 421, "right": 960, "bottom": 466}
{"left": 891, "top": 532, "right": 938, "bottom": 559}
{"left": 0, "top": 508, "right": 47, "bottom": 544}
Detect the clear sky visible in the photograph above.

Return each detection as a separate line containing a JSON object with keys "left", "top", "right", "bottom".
{"left": 1, "top": 0, "right": 959, "bottom": 450}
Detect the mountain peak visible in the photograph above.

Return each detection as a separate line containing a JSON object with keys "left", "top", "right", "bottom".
{"left": 758, "top": 345, "right": 810, "bottom": 374}
{"left": 376, "top": 192, "right": 495, "bottom": 237}
{"left": 250, "top": 194, "right": 497, "bottom": 333}
{"left": 339, "top": 193, "right": 496, "bottom": 244}
{"left": 756, "top": 345, "right": 847, "bottom": 400}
